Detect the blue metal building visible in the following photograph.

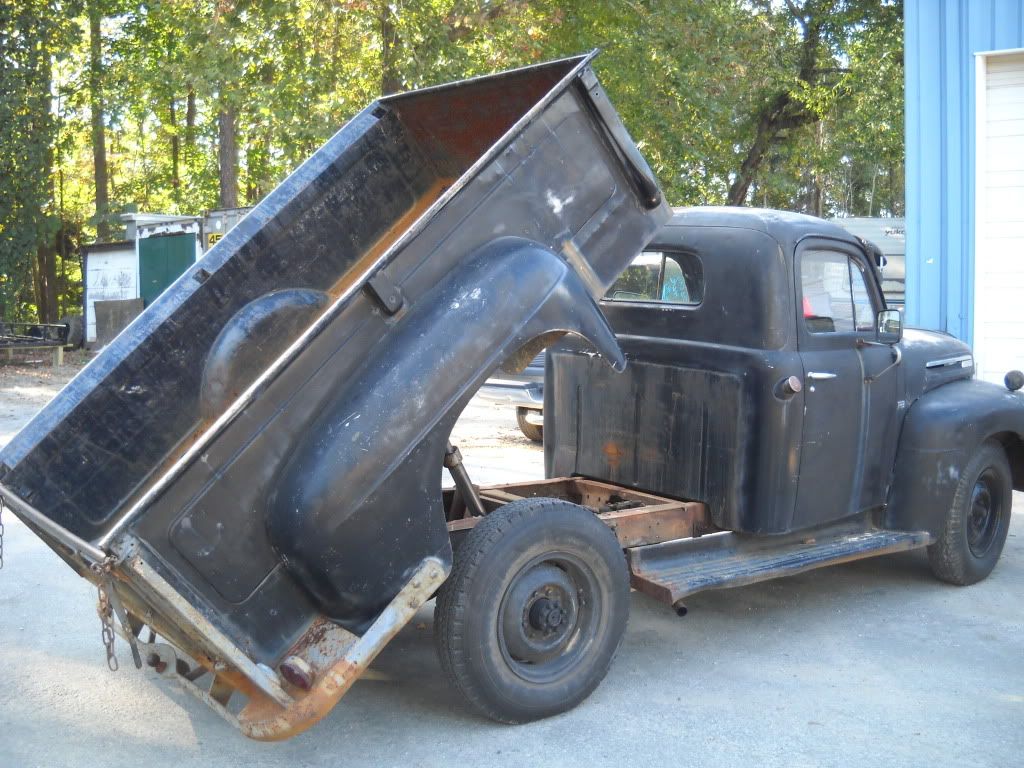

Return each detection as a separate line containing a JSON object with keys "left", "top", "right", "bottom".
{"left": 904, "top": 0, "right": 1024, "bottom": 383}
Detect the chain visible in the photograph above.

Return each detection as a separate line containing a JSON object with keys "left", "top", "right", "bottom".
{"left": 92, "top": 562, "right": 119, "bottom": 671}
{"left": 0, "top": 495, "right": 5, "bottom": 570}
{"left": 97, "top": 581, "right": 118, "bottom": 671}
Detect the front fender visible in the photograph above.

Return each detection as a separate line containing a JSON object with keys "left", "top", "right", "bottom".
{"left": 266, "top": 237, "right": 624, "bottom": 631}
{"left": 885, "top": 378, "right": 1024, "bottom": 534}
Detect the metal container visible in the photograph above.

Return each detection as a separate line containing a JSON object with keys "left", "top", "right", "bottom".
{"left": 0, "top": 52, "right": 668, "bottom": 739}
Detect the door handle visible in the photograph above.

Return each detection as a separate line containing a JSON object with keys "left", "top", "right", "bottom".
{"left": 806, "top": 371, "right": 837, "bottom": 380}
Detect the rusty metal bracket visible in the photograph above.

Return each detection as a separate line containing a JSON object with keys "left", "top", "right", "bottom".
{"left": 236, "top": 556, "right": 448, "bottom": 741}
{"left": 105, "top": 578, "right": 143, "bottom": 669}
{"left": 120, "top": 549, "right": 294, "bottom": 707}
{"left": 444, "top": 443, "right": 486, "bottom": 518}
{"left": 136, "top": 638, "right": 242, "bottom": 730}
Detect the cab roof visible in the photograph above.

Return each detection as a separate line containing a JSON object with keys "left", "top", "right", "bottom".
{"left": 666, "top": 206, "right": 862, "bottom": 250}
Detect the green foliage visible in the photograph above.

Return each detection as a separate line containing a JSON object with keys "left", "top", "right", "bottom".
{"left": 734, "top": 0, "right": 905, "bottom": 215}
{"left": 0, "top": 0, "right": 904, "bottom": 322}
{"left": 0, "top": 1, "right": 82, "bottom": 320}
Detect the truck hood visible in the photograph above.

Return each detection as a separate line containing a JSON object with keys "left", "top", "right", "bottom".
{"left": 901, "top": 327, "right": 974, "bottom": 400}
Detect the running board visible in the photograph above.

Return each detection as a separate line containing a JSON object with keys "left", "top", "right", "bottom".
{"left": 627, "top": 527, "right": 933, "bottom": 607}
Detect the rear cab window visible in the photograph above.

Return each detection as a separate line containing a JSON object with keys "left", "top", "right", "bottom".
{"left": 605, "top": 250, "right": 704, "bottom": 306}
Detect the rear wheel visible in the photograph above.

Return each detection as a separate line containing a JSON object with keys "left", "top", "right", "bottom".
{"left": 434, "top": 498, "right": 629, "bottom": 723}
{"left": 516, "top": 407, "right": 543, "bottom": 443}
{"left": 928, "top": 440, "right": 1013, "bottom": 585}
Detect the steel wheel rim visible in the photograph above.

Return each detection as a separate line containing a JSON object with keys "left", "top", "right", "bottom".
{"left": 497, "top": 552, "right": 601, "bottom": 684}
{"left": 967, "top": 468, "right": 1003, "bottom": 558}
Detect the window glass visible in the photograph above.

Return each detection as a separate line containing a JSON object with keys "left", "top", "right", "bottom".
{"left": 801, "top": 250, "right": 876, "bottom": 334}
{"left": 801, "top": 250, "right": 854, "bottom": 333}
{"left": 606, "top": 250, "right": 703, "bottom": 306}
{"left": 850, "top": 262, "right": 875, "bottom": 332}
{"left": 607, "top": 252, "right": 661, "bottom": 301}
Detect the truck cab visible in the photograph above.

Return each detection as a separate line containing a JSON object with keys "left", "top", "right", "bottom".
{"left": 547, "top": 206, "right": 1024, "bottom": 540}
{"left": 424, "top": 206, "right": 1022, "bottom": 727}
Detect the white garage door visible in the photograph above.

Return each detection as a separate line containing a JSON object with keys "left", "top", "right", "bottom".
{"left": 975, "top": 52, "right": 1024, "bottom": 384}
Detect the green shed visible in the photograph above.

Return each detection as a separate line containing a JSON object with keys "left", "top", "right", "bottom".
{"left": 138, "top": 233, "right": 197, "bottom": 306}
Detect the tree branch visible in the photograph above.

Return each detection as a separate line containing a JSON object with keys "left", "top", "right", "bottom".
{"left": 783, "top": 0, "right": 808, "bottom": 32}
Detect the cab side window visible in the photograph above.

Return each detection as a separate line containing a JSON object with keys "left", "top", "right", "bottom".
{"left": 800, "top": 250, "right": 875, "bottom": 334}
{"left": 605, "top": 250, "right": 703, "bottom": 306}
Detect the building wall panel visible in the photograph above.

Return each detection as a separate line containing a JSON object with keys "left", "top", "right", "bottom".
{"left": 904, "top": 0, "right": 1024, "bottom": 341}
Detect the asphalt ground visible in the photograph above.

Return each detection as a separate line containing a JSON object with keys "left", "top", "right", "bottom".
{"left": 0, "top": 375, "right": 1021, "bottom": 768}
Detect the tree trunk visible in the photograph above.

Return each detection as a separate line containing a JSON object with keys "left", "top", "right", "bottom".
{"left": 726, "top": 93, "right": 791, "bottom": 205}
{"left": 812, "top": 120, "right": 824, "bottom": 216}
{"left": 34, "top": 241, "right": 59, "bottom": 323}
{"left": 218, "top": 105, "right": 238, "bottom": 209}
{"left": 88, "top": 0, "right": 110, "bottom": 240}
{"left": 34, "top": 139, "right": 59, "bottom": 323}
{"left": 727, "top": 4, "right": 828, "bottom": 206}
{"left": 868, "top": 164, "right": 879, "bottom": 217}
{"left": 32, "top": 179, "right": 59, "bottom": 324}
{"left": 245, "top": 137, "right": 257, "bottom": 204}
{"left": 169, "top": 98, "right": 180, "bottom": 203}
{"left": 379, "top": 2, "right": 401, "bottom": 95}
{"left": 185, "top": 87, "right": 197, "bottom": 149}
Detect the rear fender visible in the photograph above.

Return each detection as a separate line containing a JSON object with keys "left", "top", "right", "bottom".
{"left": 885, "top": 378, "right": 1024, "bottom": 534}
{"left": 266, "top": 237, "right": 624, "bottom": 631}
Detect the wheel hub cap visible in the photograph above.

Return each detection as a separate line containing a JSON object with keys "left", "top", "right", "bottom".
{"left": 967, "top": 470, "right": 1002, "bottom": 558}
{"left": 529, "top": 598, "right": 567, "bottom": 631}
{"left": 501, "top": 564, "right": 579, "bottom": 664}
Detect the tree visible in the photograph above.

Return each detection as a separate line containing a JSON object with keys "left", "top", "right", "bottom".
{"left": 0, "top": 1, "right": 80, "bottom": 321}
{"left": 88, "top": 0, "right": 112, "bottom": 239}
{"left": 725, "top": 0, "right": 903, "bottom": 210}
{"left": 1, "top": 0, "right": 905, "bottom": 323}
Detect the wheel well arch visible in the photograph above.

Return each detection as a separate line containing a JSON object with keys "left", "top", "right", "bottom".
{"left": 990, "top": 431, "right": 1024, "bottom": 491}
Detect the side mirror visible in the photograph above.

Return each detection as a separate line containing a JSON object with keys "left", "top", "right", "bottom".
{"left": 877, "top": 309, "right": 902, "bottom": 345}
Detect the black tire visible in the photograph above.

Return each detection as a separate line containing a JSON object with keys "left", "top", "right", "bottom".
{"left": 61, "top": 314, "right": 84, "bottom": 349}
{"left": 434, "top": 498, "right": 629, "bottom": 723}
{"left": 928, "top": 439, "right": 1013, "bottom": 585}
{"left": 516, "top": 407, "right": 543, "bottom": 443}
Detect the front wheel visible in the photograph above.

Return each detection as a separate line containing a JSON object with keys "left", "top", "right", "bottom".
{"left": 928, "top": 439, "right": 1013, "bottom": 585}
{"left": 434, "top": 498, "right": 629, "bottom": 723}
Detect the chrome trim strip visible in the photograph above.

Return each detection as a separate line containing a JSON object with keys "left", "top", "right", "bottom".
{"left": 98, "top": 54, "right": 597, "bottom": 548}
{"left": 925, "top": 354, "right": 973, "bottom": 369}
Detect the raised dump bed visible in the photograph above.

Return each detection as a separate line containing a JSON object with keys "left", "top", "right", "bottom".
{"left": 0, "top": 53, "right": 668, "bottom": 739}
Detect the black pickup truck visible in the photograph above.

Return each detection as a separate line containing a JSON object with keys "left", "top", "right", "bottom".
{"left": 3, "top": 55, "right": 1021, "bottom": 738}
{"left": 440, "top": 206, "right": 1024, "bottom": 723}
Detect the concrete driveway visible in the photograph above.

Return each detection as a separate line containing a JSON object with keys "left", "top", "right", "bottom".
{"left": 0, "top": 369, "right": 1021, "bottom": 767}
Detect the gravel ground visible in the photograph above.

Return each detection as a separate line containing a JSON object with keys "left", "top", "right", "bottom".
{"left": 0, "top": 359, "right": 1021, "bottom": 768}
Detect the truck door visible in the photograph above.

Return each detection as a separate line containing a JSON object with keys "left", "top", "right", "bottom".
{"left": 793, "top": 245, "right": 893, "bottom": 529}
